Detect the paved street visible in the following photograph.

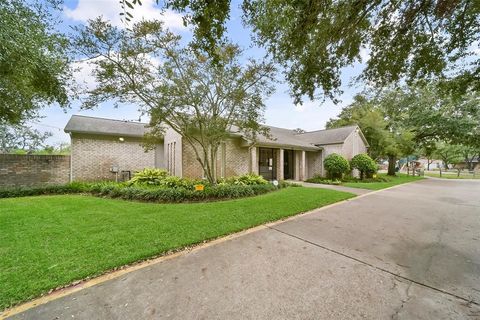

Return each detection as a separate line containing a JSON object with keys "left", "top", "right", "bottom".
{"left": 8, "top": 178, "right": 480, "bottom": 319}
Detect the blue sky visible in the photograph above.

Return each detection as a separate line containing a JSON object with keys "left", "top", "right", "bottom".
{"left": 34, "top": 0, "right": 367, "bottom": 145}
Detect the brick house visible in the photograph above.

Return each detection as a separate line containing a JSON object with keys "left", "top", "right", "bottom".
{"left": 65, "top": 115, "right": 369, "bottom": 182}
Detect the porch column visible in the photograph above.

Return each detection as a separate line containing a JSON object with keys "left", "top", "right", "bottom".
{"left": 278, "top": 149, "right": 284, "bottom": 180}
{"left": 300, "top": 150, "right": 306, "bottom": 181}
{"left": 250, "top": 147, "right": 258, "bottom": 174}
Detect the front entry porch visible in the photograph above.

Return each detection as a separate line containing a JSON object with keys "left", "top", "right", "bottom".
{"left": 255, "top": 147, "right": 311, "bottom": 181}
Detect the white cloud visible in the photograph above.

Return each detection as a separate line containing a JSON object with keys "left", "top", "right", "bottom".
{"left": 65, "top": 0, "right": 186, "bottom": 31}
{"left": 71, "top": 59, "right": 98, "bottom": 91}
{"left": 359, "top": 47, "right": 370, "bottom": 63}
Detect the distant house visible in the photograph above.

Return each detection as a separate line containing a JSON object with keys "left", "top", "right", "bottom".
{"left": 64, "top": 115, "right": 369, "bottom": 181}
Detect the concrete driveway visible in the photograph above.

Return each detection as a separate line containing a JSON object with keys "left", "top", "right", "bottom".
{"left": 7, "top": 178, "right": 480, "bottom": 319}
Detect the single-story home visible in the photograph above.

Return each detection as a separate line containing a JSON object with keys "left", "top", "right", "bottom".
{"left": 64, "top": 115, "right": 369, "bottom": 181}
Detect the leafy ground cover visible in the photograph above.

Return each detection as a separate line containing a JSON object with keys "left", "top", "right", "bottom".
{"left": 0, "top": 187, "right": 354, "bottom": 310}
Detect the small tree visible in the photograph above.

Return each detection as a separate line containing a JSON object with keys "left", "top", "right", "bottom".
{"left": 73, "top": 18, "right": 275, "bottom": 184}
{"left": 0, "top": 124, "right": 52, "bottom": 153}
{"left": 350, "top": 154, "right": 377, "bottom": 180}
{"left": 434, "top": 143, "right": 463, "bottom": 169}
{"left": 323, "top": 153, "right": 350, "bottom": 180}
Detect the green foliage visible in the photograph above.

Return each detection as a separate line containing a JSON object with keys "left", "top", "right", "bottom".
{"left": 127, "top": 168, "right": 169, "bottom": 186}
{"left": 323, "top": 153, "right": 350, "bottom": 179}
{"left": 0, "top": 182, "right": 87, "bottom": 198}
{"left": 0, "top": 0, "right": 72, "bottom": 124}
{"left": 72, "top": 18, "right": 275, "bottom": 183}
{"left": 243, "top": 0, "right": 479, "bottom": 102}
{"left": 434, "top": 143, "right": 464, "bottom": 169}
{"left": 0, "top": 178, "right": 284, "bottom": 202}
{"left": 0, "top": 124, "right": 52, "bottom": 153}
{"left": 221, "top": 173, "right": 268, "bottom": 186}
{"left": 119, "top": 1, "right": 479, "bottom": 102}
{"left": 305, "top": 176, "right": 342, "bottom": 185}
{"left": 350, "top": 154, "right": 377, "bottom": 180}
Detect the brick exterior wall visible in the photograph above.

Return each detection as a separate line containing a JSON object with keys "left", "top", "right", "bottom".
{"left": 224, "top": 138, "right": 250, "bottom": 177}
{"left": 181, "top": 137, "right": 250, "bottom": 180}
{"left": 306, "top": 151, "right": 322, "bottom": 179}
{"left": 71, "top": 133, "right": 158, "bottom": 181}
{"left": 164, "top": 128, "right": 183, "bottom": 177}
{"left": 0, "top": 154, "right": 70, "bottom": 187}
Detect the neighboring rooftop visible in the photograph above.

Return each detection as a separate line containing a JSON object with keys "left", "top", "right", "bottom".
{"left": 64, "top": 115, "right": 150, "bottom": 138}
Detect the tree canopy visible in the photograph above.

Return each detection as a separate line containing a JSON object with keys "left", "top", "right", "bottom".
{"left": 72, "top": 18, "right": 275, "bottom": 183}
{"left": 0, "top": 124, "right": 52, "bottom": 153}
{"left": 327, "top": 85, "right": 480, "bottom": 174}
{"left": 121, "top": 0, "right": 480, "bottom": 104}
{"left": 0, "top": 0, "right": 72, "bottom": 125}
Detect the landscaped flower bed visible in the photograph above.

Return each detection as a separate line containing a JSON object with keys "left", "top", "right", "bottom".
{"left": 0, "top": 170, "right": 298, "bottom": 202}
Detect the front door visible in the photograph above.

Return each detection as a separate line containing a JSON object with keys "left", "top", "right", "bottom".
{"left": 284, "top": 150, "right": 294, "bottom": 180}
{"left": 258, "top": 148, "right": 276, "bottom": 180}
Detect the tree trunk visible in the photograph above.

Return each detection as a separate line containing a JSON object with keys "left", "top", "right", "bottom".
{"left": 427, "top": 158, "right": 432, "bottom": 171}
{"left": 387, "top": 155, "right": 396, "bottom": 176}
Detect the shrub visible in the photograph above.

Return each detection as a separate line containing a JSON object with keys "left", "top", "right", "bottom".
{"left": 127, "top": 168, "right": 168, "bottom": 186}
{"left": 222, "top": 173, "right": 268, "bottom": 185}
{"left": 323, "top": 153, "right": 350, "bottom": 179}
{"left": 0, "top": 180, "right": 281, "bottom": 202}
{"left": 350, "top": 154, "right": 378, "bottom": 180}
{"left": 305, "top": 175, "right": 342, "bottom": 185}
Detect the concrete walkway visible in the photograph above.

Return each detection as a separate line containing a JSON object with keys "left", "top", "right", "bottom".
{"left": 6, "top": 178, "right": 480, "bottom": 319}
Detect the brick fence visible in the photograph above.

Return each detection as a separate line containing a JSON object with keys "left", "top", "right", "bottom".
{"left": 0, "top": 154, "right": 70, "bottom": 188}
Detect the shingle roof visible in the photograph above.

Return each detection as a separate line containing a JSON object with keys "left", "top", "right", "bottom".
{"left": 253, "top": 126, "right": 320, "bottom": 150}
{"left": 64, "top": 115, "right": 150, "bottom": 137}
{"left": 295, "top": 126, "right": 358, "bottom": 145}
{"left": 64, "top": 115, "right": 365, "bottom": 148}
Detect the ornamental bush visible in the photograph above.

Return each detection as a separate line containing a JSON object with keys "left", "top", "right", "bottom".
{"left": 323, "top": 153, "right": 350, "bottom": 179}
{"left": 222, "top": 173, "right": 268, "bottom": 186}
{"left": 350, "top": 153, "right": 378, "bottom": 180}
{"left": 127, "top": 168, "right": 168, "bottom": 186}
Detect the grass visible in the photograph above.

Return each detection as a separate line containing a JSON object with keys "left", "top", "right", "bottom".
{"left": 424, "top": 172, "right": 480, "bottom": 179}
{"left": 342, "top": 173, "right": 424, "bottom": 190}
{"left": 0, "top": 187, "right": 353, "bottom": 310}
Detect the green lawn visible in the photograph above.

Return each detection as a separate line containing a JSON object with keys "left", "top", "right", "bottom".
{"left": 424, "top": 172, "right": 480, "bottom": 179}
{"left": 0, "top": 187, "right": 353, "bottom": 310}
{"left": 342, "top": 173, "right": 424, "bottom": 190}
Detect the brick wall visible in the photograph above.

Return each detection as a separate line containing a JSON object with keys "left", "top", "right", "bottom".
{"left": 182, "top": 137, "right": 251, "bottom": 180}
{"left": 71, "top": 133, "right": 159, "bottom": 181}
{"left": 306, "top": 151, "right": 322, "bottom": 179}
{"left": 164, "top": 128, "right": 183, "bottom": 177}
{"left": 0, "top": 154, "right": 70, "bottom": 188}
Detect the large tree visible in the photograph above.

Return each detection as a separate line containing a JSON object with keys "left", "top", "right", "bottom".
{"left": 73, "top": 18, "right": 275, "bottom": 183}
{"left": 122, "top": 0, "right": 480, "bottom": 103}
{"left": 0, "top": 0, "right": 72, "bottom": 124}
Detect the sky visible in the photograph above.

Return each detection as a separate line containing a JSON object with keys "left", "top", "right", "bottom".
{"left": 33, "top": 0, "right": 368, "bottom": 145}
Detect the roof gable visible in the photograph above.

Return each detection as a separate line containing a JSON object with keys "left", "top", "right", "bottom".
{"left": 295, "top": 126, "right": 358, "bottom": 145}
{"left": 64, "top": 115, "right": 151, "bottom": 138}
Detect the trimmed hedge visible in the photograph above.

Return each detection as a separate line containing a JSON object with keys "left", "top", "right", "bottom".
{"left": 350, "top": 154, "right": 377, "bottom": 180}
{"left": 0, "top": 181, "right": 287, "bottom": 203}
{"left": 323, "top": 153, "right": 350, "bottom": 179}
